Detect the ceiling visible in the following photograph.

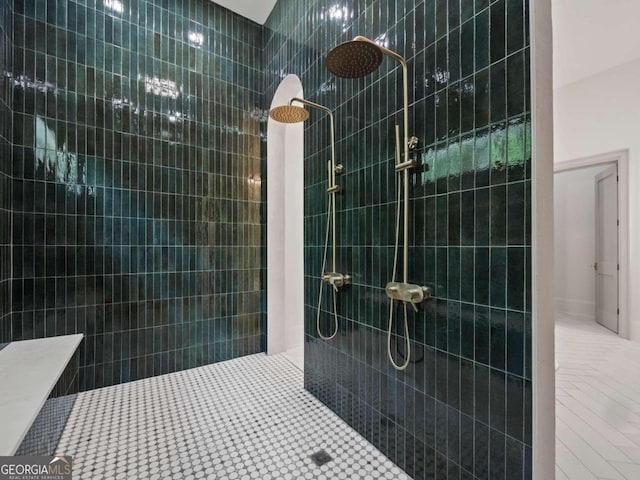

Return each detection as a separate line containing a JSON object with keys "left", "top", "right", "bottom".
{"left": 553, "top": 0, "right": 640, "bottom": 88}
{"left": 211, "top": 0, "right": 278, "bottom": 25}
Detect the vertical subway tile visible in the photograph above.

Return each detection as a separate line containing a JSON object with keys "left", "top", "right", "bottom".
{"left": 474, "top": 9, "right": 490, "bottom": 70}
{"left": 8, "top": 0, "right": 265, "bottom": 392}
{"left": 490, "top": 185, "right": 507, "bottom": 245}
{"left": 460, "top": 19, "right": 474, "bottom": 78}
{"left": 490, "top": 0, "right": 506, "bottom": 64}
{"left": 491, "top": 60, "right": 507, "bottom": 123}
{"left": 474, "top": 69, "right": 490, "bottom": 130}
{"left": 507, "top": 0, "right": 526, "bottom": 55}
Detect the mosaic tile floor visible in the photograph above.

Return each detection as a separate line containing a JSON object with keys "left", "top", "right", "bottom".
{"left": 57, "top": 353, "right": 409, "bottom": 480}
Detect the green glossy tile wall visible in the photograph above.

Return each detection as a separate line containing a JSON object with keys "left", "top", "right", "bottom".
{"left": 7, "top": 0, "right": 265, "bottom": 391}
{"left": 264, "top": 0, "right": 532, "bottom": 479}
{"left": 0, "top": 0, "right": 11, "bottom": 329}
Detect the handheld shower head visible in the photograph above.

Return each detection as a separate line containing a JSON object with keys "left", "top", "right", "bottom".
{"left": 326, "top": 38, "right": 383, "bottom": 78}
{"left": 269, "top": 104, "right": 310, "bottom": 123}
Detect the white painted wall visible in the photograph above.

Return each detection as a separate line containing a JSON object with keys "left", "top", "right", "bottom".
{"left": 554, "top": 59, "right": 640, "bottom": 340}
{"left": 552, "top": 0, "right": 640, "bottom": 88}
{"left": 267, "top": 75, "right": 305, "bottom": 357}
{"left": 531, "top": 0, "right": 556, "bottom": 474}
{"left": 554, "top": 165, "right": 609, "bottom": 320}
{"left": 283, "top": 112, "right": 305, "bottom": 354}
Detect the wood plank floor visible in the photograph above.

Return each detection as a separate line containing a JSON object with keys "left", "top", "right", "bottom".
{"left": 556, "top": 315, "right": 640, "bottom": 479}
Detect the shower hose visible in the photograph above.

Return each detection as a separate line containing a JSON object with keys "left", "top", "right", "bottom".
{"left": 388, "top": 172, "right": 411, "bottom": 370}
{"left": 316, "top": 194, "right": 339, "bottom": 340}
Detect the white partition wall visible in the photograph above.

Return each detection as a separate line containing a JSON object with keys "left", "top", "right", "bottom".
{"left": 266, "top": 75, "right": 305, "bottom": 364}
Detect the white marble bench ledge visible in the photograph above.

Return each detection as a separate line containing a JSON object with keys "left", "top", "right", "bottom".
{"left": 0, "top": 334, "right": 83, "bottom": 456}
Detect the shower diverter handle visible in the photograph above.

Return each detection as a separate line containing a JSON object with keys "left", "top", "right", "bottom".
{"left": 322, "top": 272, "right": 352, "bottom": 292}
{"left": 385, "top": 282, "right": 430, "bottom": 312}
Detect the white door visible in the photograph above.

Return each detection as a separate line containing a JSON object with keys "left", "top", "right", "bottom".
{"left": 594, "top": 165, "right": 619, "bottom": 333}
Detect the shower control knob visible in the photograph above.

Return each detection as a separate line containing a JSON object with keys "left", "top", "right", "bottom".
{"left": 322, "top": 272, "right": 351, "bottom": 291}
{"left": 385, "top": 282, "right": 431, "bottom": 309}
{"left": 408, "top": 136, "right": 419, "bottom": 150}
{"left": 334, "top": 164, "right": 345, "bottom": 174}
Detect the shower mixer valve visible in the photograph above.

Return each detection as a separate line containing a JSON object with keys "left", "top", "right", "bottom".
{"left": 322, "top": 272, "right": 352, "bottom": 292}
{"left": 385, "top": 282, "right": 431, "bottom": 312}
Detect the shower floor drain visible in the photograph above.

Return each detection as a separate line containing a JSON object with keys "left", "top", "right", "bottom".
{"left": 310, "top": 449, "right": 333, "bottom": 466}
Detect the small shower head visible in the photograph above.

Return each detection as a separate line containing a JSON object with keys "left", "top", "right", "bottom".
{"left": 326, "top": 38, "right": 383, "bottom": 78}
{"left": 269, "top": 104, "right": 310, "bottom": 124}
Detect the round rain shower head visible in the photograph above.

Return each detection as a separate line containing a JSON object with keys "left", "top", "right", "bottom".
{"left": 326, "top": 40, "right": 383, "bottom": 78}
{"left": 269, "top": 105, "right": 310, "bottom": 123}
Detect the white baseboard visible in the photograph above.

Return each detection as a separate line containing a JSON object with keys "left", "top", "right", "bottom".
{"left": 555, "top": 297, "right": 595, "bottom": 320}
{"left": 630, "top": 321, "right": 640, "bottom": 342}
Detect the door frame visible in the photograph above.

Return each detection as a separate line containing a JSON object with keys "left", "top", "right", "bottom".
{"left": 554, "top": 150, "right": 630, "bottom": 339}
